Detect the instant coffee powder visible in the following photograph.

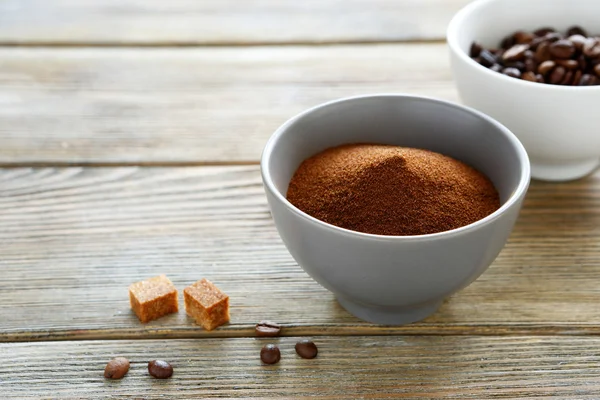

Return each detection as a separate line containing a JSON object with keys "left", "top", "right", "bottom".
{"left": 287, "top": 144, "right": 500, "bottom": 236}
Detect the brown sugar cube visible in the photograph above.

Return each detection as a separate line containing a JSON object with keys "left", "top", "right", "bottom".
{"left": 184, "top": 278, "right": 230, "bottom": 331}
{"left": 129, "top": 275, "right": 178, "bottom": 323}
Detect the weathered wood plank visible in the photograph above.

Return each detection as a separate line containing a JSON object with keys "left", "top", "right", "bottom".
{"left": 0, "top": 167, "right": 599, "bottom": 341}
{"left": 0, "top": 44, "right": 455, "bottom": 164}
{"left": 0, "top": 0, "right": 470, "bottom": 45}
{"left": 3, "top": 336, "right": 600, "bottom": 398}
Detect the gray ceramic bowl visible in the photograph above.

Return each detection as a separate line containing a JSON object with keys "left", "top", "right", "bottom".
{"left": 261, "top": 94, "right": 530, "bottom": 325}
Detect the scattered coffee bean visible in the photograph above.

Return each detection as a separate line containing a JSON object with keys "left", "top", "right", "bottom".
{"left": 295, "top": 340, "right": 318, "bottom": 359}
{"left": 148, "top": 360, "right": 173, "bottom": 379}
{"left": 260, "top": 344, "right": 281, "bottom": 365}
{"left": 104, "top": 357, "right": 130, "bottom": 380}
{"left": 255, "top": 320, "right": 281, "bottom": 337}
{"left": 470, "top": 25, "right": 600, "bottom": 85}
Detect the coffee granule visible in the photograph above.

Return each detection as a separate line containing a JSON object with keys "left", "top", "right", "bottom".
{"left": 286, "top": 144, "right": 500, "bottom": 236}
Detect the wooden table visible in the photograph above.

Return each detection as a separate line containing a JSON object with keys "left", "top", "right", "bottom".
{"left": 1, "top": 1, "right": 599, "bottom": 398}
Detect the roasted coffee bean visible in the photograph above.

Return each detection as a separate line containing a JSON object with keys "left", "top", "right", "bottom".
{"left": 549, "top": 66, "right": 567, "bottom": 84}
{"left": 479, "top": 49, "right": 497, "bottom": 67}
{"left": 524, "top": 58, "right": 538, "bottom": 72}
{"left": 528, "top": 36, "right": 546, "bottom": 50}
{"left": 470, "top": 42, "right": 483, "bottom": 57}
{"left": 502, "top": 67, "right": 521, "bottom": 78}
{"left": 502, "top": 44, "right": 529, "bottom": 62}
{"left": 295, "top": 340, "right": 318, "bottom": 359}
{"left": 577, "top": 55, "right": 588, "bottom": 71}
{"left": 538, "top": 60, "right": 556, "bottom": 76}
{"left": 490, "top": 63, "right": 503, "bottom": 73}
{"left": 500, "top": 35, "right": 516, "bottom": 50}
{"left": 255, "top": 320, "right": 281, "bottom": 337}
{"left": 555, "top": 59, "right": 579, "bottom": 69}
{"left": 104, "top": 357, "right": 130, "bottom": 380}
{"left": 579, "top": 74, "right": 598, "bottom": 85}
{"left": 572, "top": 70, "right": 583, "bottom": 86}
{"left": 543, "top": 32, "right": 563, "bottom": 43}
{"left": 561, "top": 70, "right": 574, "bottom": 85}
{"left": 567, "top": 26, "right": 588, "bottom": 37}
{"left": 514, "top": 31, "right": 535, "bottom": 44}
{"left": 569, "top": 34, "right": 588, "bottom": 50}
{"left": 470, "top": 26, "right": 600, "bottom": 85}
{"left": 260, "top": 344, "right": 281, "bottom": 365}
{"left": 534, "top": 41, "right": 551, "bottom": 63}
{"left": 148, "top": 360, "right": 173, "bottom": 379}
{"left": 549, "top": 40, "right": 576, "bottom": 59}
{"left": 534, "top": 27, "right": 556, "bottom": 37}
{"left": 583, "top": 38, "right": 600, "bottom": 58}
{"left": 521, "top": 71, "right": 537, "bottom": 82}
{"left": 504, "top": 61, "right": 526, "bottom": 71}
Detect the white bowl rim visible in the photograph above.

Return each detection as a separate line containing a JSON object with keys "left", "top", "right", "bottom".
{"left": 260, "top": 93, "right": 531, "bottom": 242}
{"left": 447, "top": 0, "right": 600, "bottom": 91}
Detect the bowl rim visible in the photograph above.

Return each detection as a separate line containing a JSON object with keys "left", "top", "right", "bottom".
{"left": 260, "top": 93, "right": 531, "bottom": 242}
{"left": 446, "top": 0, "right": 600, "bottom": 91}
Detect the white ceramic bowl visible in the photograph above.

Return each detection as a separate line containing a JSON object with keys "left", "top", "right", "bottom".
{"left": 261, "top": 94, "right": 530, "bottom": 325}
{"left": 448, "top": 0, "right": 600, "bottom": 181}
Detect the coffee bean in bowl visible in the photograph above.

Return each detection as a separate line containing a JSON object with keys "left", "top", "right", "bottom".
{"left": 470, "top": 26, "right": 600, "bottom": 86}
{"left": 448, "top": 0, "right": 600, "bottom": 181}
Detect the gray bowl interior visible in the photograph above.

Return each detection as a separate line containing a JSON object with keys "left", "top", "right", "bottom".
{"left": 266, "top": 96, "right": 525, "bottom": 205}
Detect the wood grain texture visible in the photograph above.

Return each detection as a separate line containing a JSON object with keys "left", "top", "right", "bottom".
{"left": 1, "top": 167, "right": 599, "bottom": 341}
{"left": 0, "top": 0, "right": 471, "bottom": 46}
{"left": 0, "top": 44, "right": 455, "bottom": 164}
{"left": 4, "top": 336, "right": 600, "bottom": 398}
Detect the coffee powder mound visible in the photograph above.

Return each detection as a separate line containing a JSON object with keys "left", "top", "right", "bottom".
{"left": 286, "top": 144, "right": 500, "bottom": 236}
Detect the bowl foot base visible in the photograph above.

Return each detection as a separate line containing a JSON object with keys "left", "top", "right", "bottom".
{"left": 531, "top": 157, "right": 600, "bottom": 182}
{"left": 337, "top": 297, "right": 443, "bottom": 325}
